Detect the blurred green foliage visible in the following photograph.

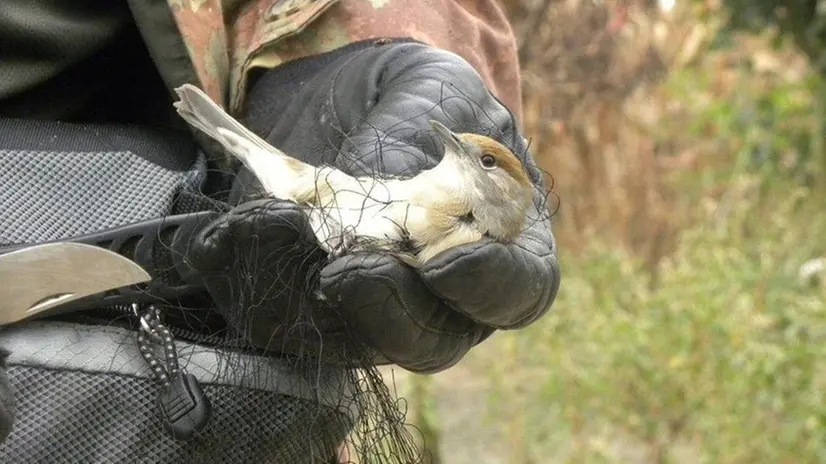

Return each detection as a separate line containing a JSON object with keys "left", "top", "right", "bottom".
{"left": 456, "top": 8, "right": 826, "bottom": 462}
{"left": 478, "top": 177, "right": 826, "bottom": 463}
{"left": 667, "top": 71, "right": 824, "bottom": 195}
{"left": 712, "top": 0, "right": 826, "bottom": 68}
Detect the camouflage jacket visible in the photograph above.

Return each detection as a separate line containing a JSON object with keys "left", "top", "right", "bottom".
{"left": 127, "top": 0, "right": 523, "bottom": 122}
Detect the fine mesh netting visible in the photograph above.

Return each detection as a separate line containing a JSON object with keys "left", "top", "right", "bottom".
{"left": 0, "top": 148, "right": 207, "bottom": 245}
{"left": 0, "top": 321, "right": 360, "bottom": 463}
{"left": 1, "top": 365, "right": 349, "bottom": 463}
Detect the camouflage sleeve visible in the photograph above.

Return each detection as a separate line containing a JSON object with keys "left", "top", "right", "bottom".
{"left": 254, "top": 0, "right": 525, "bottom": 121}
{"left": 164, "top": 0, "right": 523, "bottom": 122}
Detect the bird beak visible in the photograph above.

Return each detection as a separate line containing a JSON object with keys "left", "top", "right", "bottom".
{"left": 429, "top": 120, "right": 467, "bottom": 156}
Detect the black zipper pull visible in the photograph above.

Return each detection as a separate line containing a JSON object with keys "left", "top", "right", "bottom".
{"left": 136, "top": 304, "right": 212, "bottom": 441}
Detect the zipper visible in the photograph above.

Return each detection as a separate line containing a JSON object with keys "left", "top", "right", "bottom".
{"left": 96, "top": 304, "right": 235, "bottom": 348}
{"left": 134, "top": 303, "right": 213, "bottom": 441}
{"left": 55, "top": 301, "right": 259, "bottom": 441}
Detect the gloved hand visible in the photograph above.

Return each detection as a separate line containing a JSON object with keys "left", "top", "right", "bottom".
{"left": 189, "top": 39, "right": 560, "bottom": 373}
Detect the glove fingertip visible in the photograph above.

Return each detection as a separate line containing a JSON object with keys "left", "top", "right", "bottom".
{"left": 419, "top": 240, "right": 561, "bottom": 329}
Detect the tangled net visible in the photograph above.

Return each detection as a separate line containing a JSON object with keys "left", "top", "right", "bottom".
{"left": 153, "top": 89, "right": 557, "bottom": 464}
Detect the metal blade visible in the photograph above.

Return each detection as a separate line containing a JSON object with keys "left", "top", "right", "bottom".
{"left": 0, "top": 242, "right": 151, "bottom": 325}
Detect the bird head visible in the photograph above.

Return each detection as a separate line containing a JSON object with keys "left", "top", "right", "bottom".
{"left": 428, "top": 120, "right": 534, "bottom": 242}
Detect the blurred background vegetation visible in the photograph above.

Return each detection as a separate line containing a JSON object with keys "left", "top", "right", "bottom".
{"left": 382, "top": 1, "right": 826, "bottom": 463}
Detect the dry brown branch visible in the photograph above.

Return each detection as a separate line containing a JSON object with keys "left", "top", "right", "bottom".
{"left": 501, "top": 0, "right": 712, "bottom": 275}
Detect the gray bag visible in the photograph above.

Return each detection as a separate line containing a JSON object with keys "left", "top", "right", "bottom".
{"left": 0, "top": 118, "right": 355, "bottom": 463}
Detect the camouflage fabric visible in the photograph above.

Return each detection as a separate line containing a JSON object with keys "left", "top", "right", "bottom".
{"left": 127, "top": 0, "right": 523, "bottom": 122}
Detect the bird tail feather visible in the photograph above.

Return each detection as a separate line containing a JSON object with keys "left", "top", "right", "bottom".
{"left": 173, "top": 84, "right": 316, "bottom": 199}
{"left": 173, "top": 83, "right": 277, "bottom": 155}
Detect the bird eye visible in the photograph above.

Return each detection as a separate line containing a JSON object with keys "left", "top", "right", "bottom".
{"left": 480, "top": 154, "right": 497, "bottom": 169}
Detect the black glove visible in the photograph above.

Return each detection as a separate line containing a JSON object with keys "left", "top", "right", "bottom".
{"left": 189, "top": 39, "right": 560, "bottom": 373}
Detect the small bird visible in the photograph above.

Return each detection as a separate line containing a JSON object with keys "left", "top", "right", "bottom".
{"left": 173, "top": 84, "right": 534, "bottom": 267}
